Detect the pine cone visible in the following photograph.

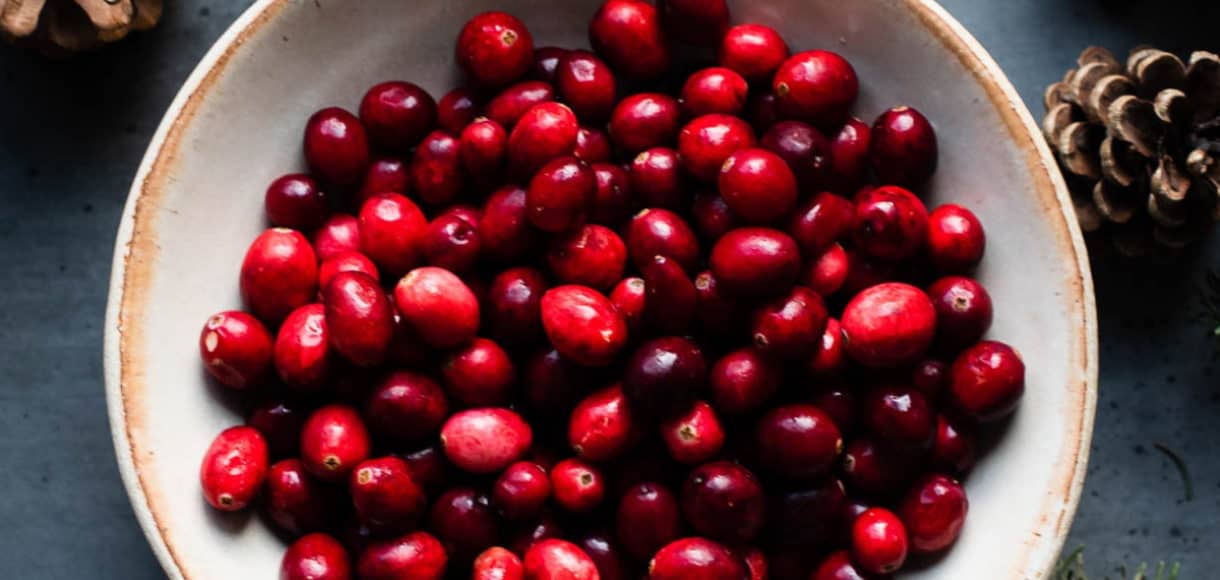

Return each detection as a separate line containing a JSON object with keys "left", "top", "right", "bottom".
{"left": 1, "top": 0, "right": 161, "bottom": 55}
{"left": 1043, "top": 46, "right": 1220, "bottom": 257}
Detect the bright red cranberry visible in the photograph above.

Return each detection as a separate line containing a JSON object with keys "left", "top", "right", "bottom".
{"left": 578, "top": 531, "right": 630, "bottom": 580}
{"left": 719, "top": 24, "right": 789, "bottom": 82}
{"left": 804, "top": 243, "right": 849, "bottom": 297}
{"left": 547, "top": 224, "right": 627, "bottom": 290}
{"left": 677, "top": 113, "right": 756, "bottom": 182}
{"left": 240, "top": 228, "right": 318, "bottom": 324}
{"left": 199, "top": 426, "right": 268, "bottom": 511}
{"left": 926, "top": 204, "right": 985, "bottom": 274}
{"left": 827, "top": 117, "right": 871, "bottom": 193}
{"left": 550, "top": 458, "right": 605, "bottom": 513}
{"left": 659, "top": 0, "right": 729, "bottom": 45}
{"left": 248, "top": 399, "right": 306, "bottom": 459}
{"left": 509, "top": 102, "right": 580, "bottom": 177}
{"left": 949, "top": 340, "right": 1025, "bottom": 421}
{"left": 649, "top": 538, "right": 745, "bottom": 580}
{"left": 305, "top": 107, "right": 370, "bottom": 186}
{"left": 761, "top": 120, "right": 831, "bottom": 192}
{"left": 350, "top": 456, "right": 425, "bottom": 534}
{"left": 360, "top": 81, "right": 436, "bottom": 151}
{"left": 773, "top": 51, "right": 858, "bottom": 126}
{"left": 746, "top": 91, "right": 783, "bottom": 132}
{"left": 589, "top": 0, "right": 670, "bottom": 80}
{"left": 570, "top": 385, "right": 637, "bottom": 462}
{"left": 481, "top": 185, "right": 539, "bottom": 263}
{"left": 623, "top": 336, "right": 706, "bottom": 417}
{"left": 575, "top": 126, "right": 613, "bottom": 163}
{"left": 709, "top": 227, "right": 801, "bottom": 297}
{"left": 661, "top": 401, "right": 725, "bottom": 464}
{"left": 709, "top": 348, "right": 778, "bottom": 415}
{"left": 752, "top": 286, "right": 828, "bottom": 360}
{"left": 486, "top": 267, "right": 547, "bottom": 349}
{"left": 681, "top": 67, "right": 749, "bottom": 117}
{"left": 609, "top": 277, "right": 646, "bottom": 334}
{"left": 281, "top": 533, "right": 351, "bottom": 580}
{"left": 931, "top": 414, "right": 977, "bottom": 475}
{"left": 625, "top": 208, "right": 700, "bottom": 273}
{"left": 642, "top": 254, "right": 697, "bottom": 334}
{"left": 555, "top": 50, "right": 618, "bottom": 123}
{"left": 718, "top": 148, "right": 798, "bottom": 224}
{"left": 394, "top": 266, "right": 479, "bottom": 349}
{"left": 911, "top": 359, "right": 949, "bottom": 399}
{"left": 487, "top": 81, "right": 555, "bottom": 128}
{"left": 630, "top": 147, "right": 688, "bottom": 209}
{"left": 365, "top": 371, "right": 448, "bottom": 442}
{"left": 441, "top": 408, "right": 532, "bottom": 474}
{"left": 524, "top": 539, "right": 600, "bottom": 580}
{"left": 300, "top": 405, "right": 370, "bottom": 483}
{"left": 199, "top": 310, "right": 272, "bottom": 389}
{"left": 319, "top": 251, "right": 379, "bottom": 290}
{"left": 899, "top": 474, "right": 968, "bottom": 554}
{"left": 870, "top": 106, "right": 938, "bottom": 189}
{"left": 841, "top": 438, "right": 913, "bottom": 496}
{"left": 787, "top": 191, "right": 854, "bottom": 256}
{"left": 609, "top": 93, "right": 681, "bottom": 154}
{"left": 928, "top": 276, "right": 993, "bottom": 353}
{"left": 474, "top": 547, "right": 524, "bottom": 580}
{"left": 358, "top": 193, "right": 427, "bottom": 277}
{"left": 841, "top": 282, "right": 936, "bottom": 368}
{"left": 691, "top": 193, "right": 738, "bottom": 243}
{"left": 533, "top": 47, "right": 568, "bottom": 82}
{"left": 590, "top": 163, "right": 635, "bottom": 226}
{"left": 443, "top": 338, "right": 515, "bottom": 406}
{"left": 682, "top": 461, "right": 765, "bottom": 543}
{"left": 265, "top": 174, "right": 328, "bottom": 230}
{"left": 459, "top": 118, "right": 508, "bottom": 185}
{"left": 527, "top": 156, "right": 595, "bottom": 233}
{"left": 457, "top": 11, "right": 534, "bottom": 88}
{"left": 493, "top": 461, "right": 552, "bottom": 521}
{"left": 811, "top": 387, "right": 857, "bottom": 436}
{"left": 359, "top": 531, "right": 448, "bottom": 580}
{"left": 694, "top": 270, "right": 745, "bottom": 337}
{"left": 313, "top": 214, "right": 361, "bottom": 261}
{"left": 410, "top": 130, "right": 465, "bottom": 206}
{"left": 811, "top": 550, "right": 887, "bottom": 580}
{"left": 807, "top": 317, "right": 846, "bottom": 379}
{"left": 616, "top": 482, "right": 681, "bottom": 560}
{"left": 852, "top": 185, "right": 928, "bottom": 261}
{"left": 756, "top": 404, "right": 843, "bottom": 480}
{"left": 542, "top": 285, "right": 629, "bottom": 367}
{"left": 864, "top": 386, "right": 935, "bottom": 451}
{"left": 851, "top": 508, "right": 908, "bottom": 575}
{"left": 322, "top": 272, "right": 393, "bottom": 367}
{"left": 768, "top": 479, "right": 846, "bottom": 548}
{"left": 422, "top": 214, "right": 480, "bottom": 273}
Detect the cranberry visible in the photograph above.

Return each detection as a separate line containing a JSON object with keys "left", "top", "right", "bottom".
{"left": 609, "top": 93, "right": 681, "bottom": 154}
{"left": 281, "top": 534, "right": 351, "bottom": 580}
{"left": 486, "top": 267, "right": 548, "bottom": 349}
{"left": 365, "top": 371, "right": 448, "bottom": 442}
{"left": 199, "top": 426, "right": 268, "bottom": 511}
{"left": 681, "top": 67, "right": 749, "bottom": 117}
{"left": 773, "top": 51, "right": 858, "bottom": 126}
{"left": 649, "top": 538, "right": 745, "bottom": 580}
{"left": 438, "top": 88, "right": 480, "bottom": 134}
{"left": 533, "top": 47, "right": 568, "bottom": 82}
{"left": 394, "top": 266, "right": 480, "bottom": 349}
{"left": 508, "top": 102, "right": 580, "bottom": 177}
{"left": 300, "top": 405, "right": 370, "bottom": 483}
{"left": 718, "top": 148, "right": 798, "bottom": 224}
{"left": 590, "top": 163, "right": 635, "bottom": 226}
{"left": 628, "top": 147, "right": 686, "bottom": 209}
{"left": 852, "top": 185, "right": 929, "bottom": 261}
{"left": 609, "top": 277, "right": 646, "bottom": 334}
{"left": 719, "top": 24, "right": 789, "bottom": 82}
{"left": 841, "top": 438, "right": 913, "bottom": 496}
{"left": 746, "top": 91, "right": 783, "bottom": 132}
{"left": 323, "top": 271, "right": 393, "bottom": 367}
{"left": 409, "top": 131, "right": 464, "bottom": 205}
{"left": 931, "top": 414, "right": 977, "bottom": 475}
{"left": 304, "top": 107, "right": 370, "bottom": 186}
{"left": 918, "top": 210, "right": 983, "bottom": 277}
{"left": 661, "top": 401, "right": 725, "bottom": 464}
{"left": 430, "top": 487, "right": 502, "bottom": 562}
{"left": 841, "top": 249, "right": 899, "bottom": 297}
{"left": 524, "top": 348, "right": 591, "bottom": 415}
{"left": 313, "top": 214, "right": 361, "bottom": 261}
{"left": 527, "top": 156, "right": 596, "bottom": 232}
{"left": 807, "top": 317, "right": 846, "bottom": 379}
{"left": 761, "top": 120, "right": 831, "bottom": 192}
{"left": 551, "top": 458, "right": 605, "bottom": 513}
{"left": 787, "top": 191, "right": 854, "bottom": 256}
{"left": 459, "top": 118, "right": 508, "bottom": 184}
{"left": 510, "top": 516, "right": 566, "bottom": 556}
{"left": 756, "top": 404, "right": 842, "bottom": 480}
{"left": 474, "top": 547, "right": 525, "bottom": 580}
{"left": 870, "top": 106, "right": 938, "bottom": 189}
{"left": 752, "top": 286, "right": 828, "bottom": 359}
{"left": 481, "top": 185, "right": 539, "bottom": 263}
{"left": 240, "top": 228, "right": 318, "bottom": 324}
{"left": 827, "top": 117, "right": 871, "bottom": 193}
{"left": 841, "top": 282, "right": 936, "bottom": 368}
{"left": 573, "top": 127, "right": 612, "bottom": 163}
{"left": 767, "top": 478, "right": 846, "bottom": 547}
{"left": 547, "top": 224, "right": 627, "bottom": 290}
{"left": 524, "top": 539, "right": 600, "bottom": 580}
{"left": 578, "top": 531, "right": 631, "bottom": 580}
{"left": 642, "top": 254, "right": 697, "bottom": 334}
{"left": 540, "top": 285, "right": 628, "bottom": 366}
{"left": 265, "top": 174, "right": 328, "bottom": 230}
{"left": 928, "top": 276, "right": 993, "bottom": 353}
{"left": 864, "top": 386, "right": 935, "bottom": 451}
{"left": 358, "top": 193, "right": 427, "bottom": 277}
{"left": 441, "top": 338, "right": 515, "bottom": 406}
{"left": 682, "top": 461, "right": 765, "bottom": 543}
{"left": 625, "top": 208, "right": 700, "bottom": 273}
{"left": 804, "top": 243, "right": 849, "bottom": 297}
{"left": 709, "top": 227, "right": 801, "bottom": 297}
{"left": 740, "top": 548, "right": 768, "bottom": 580}
{"left": 616, "top": 481, "right": 681, "bottom": 560}
{"left": 555, "top": 50, "right": 618, "bottom": 123}
{"left": 911, "top": 359, "right": 949, "bottom": 399}
{"left": 851, "top": 508, "right": 908, "bottom": 575}
{"left": 623, "top": 336, "right": 706, "bottom": 417}
{"left": 319, "top": 251, "right": 379, "bottom": 290}
{"left": 708, "top": 348, "right": 779, "bottom": 415}
{"left": 457, "top": 11, "right": 534, "bottom": 88}
{"left": 350, "top": 456, "right": 425, "bottom": 534}
{"left": 899, "top": 474, "right": 969, "bottom": 554}
{"left": 199, "top": 310, "right": 273, "bottom": 389}
{"left": 949, "top": 340, "right": 1025, "bottom": 421}
{"left": 677, "top": 113, "right": 757, "bottom": 182}
{"left": 691, "top": 193, "right": 738, "bottom": 243}
{"left": 358, "top": 531, "right": 448, "bottom": 580}
{"left": 589, "top": 0, "right": 670, "bottom": 80}
{"left": 694, "top": 270, "right": 745, "bottom": 337}
{"left": 248, "top": 399, "right": 306, "bottom": 459}
{"left": 360, "top": 81, "right": 436, "bottom": 151}
{"left": 768, "top": 548, "right": 819, "bottom": 580}
{"left": 403, "top": 445, "right": 453, "bottom": 495}
{"left": 494, "top": 461, "right": 552, "bottom": 520}
{"left": 811, "top": 387, "right": 857, "bottom": 437}
{"left": 811, "top": 550, "right": 887, "bottom": 580}
{"left": 658, "top": 0, "right": 729, "bottom": 45}
{"left": 441, "top": 408, "right": 532, "bottom": 474}
{"left": 487, "top": 81, "right": 556, "bottom": 128}
{"left": 570, "top": 385, "right": 637, "bottom": 462}
{"left": 422, "top": 214, "right": 481, "bottom": 273}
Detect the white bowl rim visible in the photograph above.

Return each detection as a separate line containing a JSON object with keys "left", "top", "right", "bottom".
{"left": 103, "top": 1, "right": 1099, "bottom": 578}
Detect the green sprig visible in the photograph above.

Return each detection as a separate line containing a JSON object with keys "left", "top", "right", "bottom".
{"left": 1054, "top": 546, "right": 1181, "bottom": 580}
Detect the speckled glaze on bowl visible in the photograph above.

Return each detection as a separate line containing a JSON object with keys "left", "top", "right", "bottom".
{"left": 104, "top": 1, "right": 1097, "bottom": 578}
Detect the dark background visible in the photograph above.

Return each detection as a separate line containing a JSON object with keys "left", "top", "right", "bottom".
{"left": 0, "top": 0, "right": 1217, "bottom": 577}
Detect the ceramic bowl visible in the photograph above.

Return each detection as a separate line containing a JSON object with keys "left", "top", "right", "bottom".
{"left": 104, "top": 0, "right": 1097, "bottom": 577}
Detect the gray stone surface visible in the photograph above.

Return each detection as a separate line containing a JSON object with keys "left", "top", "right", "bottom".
{"left": 0, "top": 0, "right": 1215, "bottom": 577}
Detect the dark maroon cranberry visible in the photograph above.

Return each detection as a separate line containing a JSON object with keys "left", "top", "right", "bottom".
{"left": 693, "top": 270, "right": 744, "bottom": 337}
{"left": 459, "top": 117, "right": 508, "bottom": 186}
{"left": 438, "top": 88, "right": 480, "bottom": 134}
{"left": 677, "top": 113, "right": 757, "bottom": 182}
{"left": 787, "top": 191, "right": 854, "bottom": 256}
{"left": 527, "top": 156, "right": 596, "bottom": 232}
{"left": 423, "top": 213, "right": 481, "bottom": 274}
{"left": 359, "top": 81, "right": 436, "bottom": 151}
{"left": 609, "top": 277, "right": 647, "bottom": 335}
{"left": 928, "top": 276, "right": 993, "bottom": 353}
{"left": 682, "top": 461, "right": 766, "bottom": 543}
{"left": 681, "top": 67, "right": 749, "bottom": 117}
{"left": 590, "top": 163, "right": 636, "bottom": 226}
{"left": 864, "top": 386, "right": 935, "bottom": 451}
{"left": 575, "top": 126, "right": 613, "bottom": 163}
{"left": 456, "top": 11, "right": 535, "bottom": 88}
{"left": 625, "top": 208, "right": 700, "bottom": 273}
{"left": 589, "top": 0, "right": 671, "bottom": 81}
{"left": 523, "top": 348, "right": 589, "bottom": 415}
{"left": 740, "top": 547, "right": 768, "bottom": 580}
{"left": 773, "top": 50, "right": 858, "bottom": 126}
{"left": 550, "top": 458, "right": 605, "bottom": 513}
{"left": 486, "top": 81, "right": 555, "bottom": 128}
{"left": 266, "top": 459, "right": 337, "bottom": 535}
{"left": 840, "top": 249, "right": 899, "bottom": 297}
{"left": 691, "top": 193, "right": 738, "bottom": 243}
{"left": 616, "top": 481, "right": 681, "bottom": 561}
{"left": 756, "top": 404, "right": 843, "bottom": 480}
{"left": 761, "top": 120, "right": 831, "bottom": 192}
{"left": 578, "top": 530, "right": 631, "bottom": 580}
{"left": 931, "top": 414, "right": 977, "bottom": 475}
{"left": 926, "top": 204, "right": 985, "bottom": 273}
{"left": 709, "top": 348, "right": 778, "bottom": 415}
{"left": 555, "top": 50, "right": 618, "bottom": 123}
{"left": 365, "top": 371, "right": 448, "bottom": 442}
{"left": 811, "top": 550, "right": 887, "bottom": 580}
{"left": 719, "top": 148, "right": 798, "bottom": 224}
{"left": 751, "top": 286, "right": 829, "bottom": 360}
{"left": 852, "top": 185, "right": 929, "bottom": 262}
{"left": 630, "top": 147, "right": 688, "bottom": 210}
{"left": 493, "top": 461, "right": 552, "bottom": 521}
{"left": 247, "top": 399, "right": 305, "bottom": 464}
{"left": 948, "top": 340, "right": 1025, "bottom": 422}
{"left": 533, "top": 46, "right": 568, "bottom": 82}
{"left": 642, "top": 255, "right": 697, "bottom": 334}
{"left": 827, "top": 117, "right": 871, "bottom": 194}
{"left": 622, "top": 336, "right": 706, "bottom": 417}
{"left": 402, "top": 445, "right": 452, "bottom": 495}
{"left": 719, "top": 23, "right": 789, "bottom": 82}
{"left": 811, "top": 386, "right": 857, "bottom": 436}
{"left": 356, "top": 157, "right": 410, "bottom": 206}
{"left": 870, "top": 106, "right": 938, "bottom": 189}
{"left": 486, "top": 266, "right": 547, "bottom": 349}
{"left": 911, "top": 359, "right": 949, "bottom": 399}
{"left": 767, "top": 478, "right": 846, "bottom": 547}
{"left": 350, "top": 456, "right": 426, "bottom": 534}
{"left": 548, "top": 224, "right": 627, "bottom": 290}
{"left": 265, "top": 174, "right": 328, "bottom": 230}
{"left": 410, "top": 130, "right": 464, "bottom": 206}
{"left": 480, "top": 185, "right": 539, "bottom": 264}
{"left": 841, "top": 438, "right": 914, "bottom": 496}
{"left": 803, "top": 243, "right": 849, "bottom": 297}
{"left": 658, "top": 0, "right": 729, "bottom": 46}
{"left": 709, "top": 227, "right": 801, "bottom": 297}
{"left": 305, "top": 107, "right": 370, "bottom": 186}
{"left": 509, "top": 516, "right": 564, "bottom": 556}
{"left": 649, "top": 538, "right": 745, "bottom": 580}
{"left": 899, "top": 474, "right": 968, "bottom": 554}
{"left": 508, "top": 102, "right": 580, "bottom": 178}
{"left": 429, "top": 487, "right": 501, "bottom": 562}
{"left": 442, "top": 338, "right": 515, "bottom": 406}
{"left": 746, "top": 91, "right": 783, "bottom": 132}
{"left": 609, "top": 93, "right": 682, "bottom": 154}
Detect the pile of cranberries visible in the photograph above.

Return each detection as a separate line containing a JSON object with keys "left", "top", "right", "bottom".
{"left": 197, "top": 2, "right": 1025, "bottom": 579}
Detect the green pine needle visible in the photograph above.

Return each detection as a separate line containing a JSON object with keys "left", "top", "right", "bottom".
{"left": 1053, "top": 546, "right": 1181, "bottom": 580}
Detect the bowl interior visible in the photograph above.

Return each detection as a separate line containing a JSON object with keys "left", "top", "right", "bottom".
{"left": 107, "top": 0, "right": 1094, "bottom": 578}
